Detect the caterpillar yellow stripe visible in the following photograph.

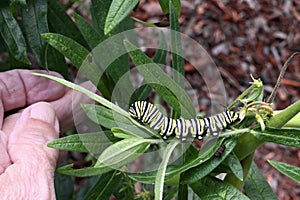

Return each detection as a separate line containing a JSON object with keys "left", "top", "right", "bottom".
{"left": 129, "top": 101, "right": 240, "bottom": 140}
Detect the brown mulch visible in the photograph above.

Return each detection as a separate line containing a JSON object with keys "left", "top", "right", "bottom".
{"left": 133, "top": 0, "right": 300, "bottom": 198}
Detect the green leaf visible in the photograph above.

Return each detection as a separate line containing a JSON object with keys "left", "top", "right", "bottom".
{"left": 128, "top": 138, "right": 226, "bottom": 184}
{"left": 47, "top": 0, "right": 86, "bottom": 47}
{"left": 55, "top": 161, "right": 74, "bottom": 200}
{"left": 0, "top": 6, "right": 30, "bottom": 64}
{"left": 130, "top": 31, "right": 168, "bottom": 101}
{"left": 128, "top": 170, "right": 158, "bottom": 184}
{"left": 10, "top": 0, "right": 27, "bottom": 7}
{"left": 21, "top": 0, "right": 48, "bottom": 65}
{"left": 224, "top": 153, "right": 254, "bottom": 190}
{"left": 57, "top": 164, "right": 113, "bottom": 177}
{"left": 94, "top": 138, "right": 151, "bottom": 168}
{"left": 226, "top": 152, "right": 243, "bottom": 181}
{"left": 181, "top": 138, "right": 237, "bottom": 184}
{"left": 169, "top": 0, "right": 184, "bottom": 90}
{"left": 124, "top": 40, "right": 196, "bottom": 119}
{"left": 73, "top": 12, "right": 102, "bottom": 49}
{"left": 91, "top": 0, "right": 111, "bottom": 35}
{"left": 84, "top": 171, "right": 122, "bottom": 200}
{"left": 44, "top": 45, "right": 68, "bottom": 77}
{"left": 190, "top": 176, "right": 250, "bottom": 200}
{"left": 268, "top": 160, "right": 300, "bottom": 183}
{"left": 251, "top": 127, "right": 300, "bottom": 148}
{"left": 157, "top": 0, "right": 181, "bottom": 16}
{"left": 41, "top": 33, "right": 89, "bottom": 68}
{"left": 104, "top": 0, "right": 139, "bottom": 35}
{"left": 82, "top": 104, "right": 133, "bottom": 129}
{"left": 111, "top": 127, "right": 143, "bottom": 139}
{"left": 244, "top": 162, "right": 278, "bottom": 200}
{"left": 155, "top": 140, "right": 179, "bottom": 200}
{"left": 47, "top": 132, "right": 114, "bottom": 154}
{"left": 8, "top": 50, "right": 30, "bottom": 68}
{"left": 82, "top": 104, "right": 156, "bottom": 138}
{"left": 32, "top": 73, "right": 130, "bottom": 117}
{"left": 153, "top": 31, "right": 168, "bottom": 65}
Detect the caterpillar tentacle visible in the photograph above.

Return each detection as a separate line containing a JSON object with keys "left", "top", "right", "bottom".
{"left": 129, "top": 101, "right": 240, "bottom": 140}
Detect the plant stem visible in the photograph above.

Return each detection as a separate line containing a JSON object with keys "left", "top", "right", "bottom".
{"left": 266, "top": 52, "right": 299, "bottom": 103}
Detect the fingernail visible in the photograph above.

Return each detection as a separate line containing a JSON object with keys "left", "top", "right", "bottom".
{"left": 30, "top": 102, "right": 58, "bottom": 130}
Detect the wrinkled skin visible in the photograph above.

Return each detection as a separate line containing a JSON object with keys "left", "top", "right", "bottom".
{"left": 0, "top": 70, "right": 96, "bottom": 199}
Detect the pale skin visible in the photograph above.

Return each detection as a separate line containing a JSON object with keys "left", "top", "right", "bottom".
{"left": 0, "top": 70, "right": 96, "bottom": 199}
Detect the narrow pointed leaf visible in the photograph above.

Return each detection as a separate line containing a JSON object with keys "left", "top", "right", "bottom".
{"left": 111, "top": 127, "right": 143, "bottom": 139}
{"left": 268, "top": 160, "right": 300, "bottom": 183}
{"left": 181, "top": 138, "right": 237, "bottom": 184}
{"left": 226, "top": 152, "right": 243, "bottom": 181}
{"left": 244, "top": 162, "right": 278, "bottom": 200}
{"left": 73, "top": 12, "right": 102, "bottom": 49}
{"left": 44, "top": 45, "right": 68, "bottom": 77}
{"left": 57, "top": 164, "right": 113, "bottom": 177}
{"left": 104, "top": 0, "right": 139, "bottom": 35}
{"left": 129, "top": 139, "right": 226, "bottom": 184}
{"left": 251, "top": 127, "right": 300, "bottom": 148}
{"left": 190, "top": 176, "right": 250, "bottom": 200}
{"left": 153, "top": 31, "right": 168, "bottom": 65}
{"left": 21, "top": 0, "right": 48, "bottom": 65}
{"left": 0, "top": 6, "right": 30, "bottom": 64}
{"left": 157, "top": 0, "right": 181, "bottom": 16}
{"left": 94, "top": 138, "right": 151, "bottom": 168}
{"left": 47, "top": 0, "right": 86, "bottom": 47}
{"left": 170, "top": 0, "right": 184, "bottom": 89}
{"left": 81, "top": 104, "right": 157, "bottom": 138}
{"left": 32, "top": 73, "right": 129, "bottom": 117}
{"left": 91, "top": 0, "right": 111, "bottom": 35}
{"left": 84, "top": 171, "right": 121, "bottom": 200}
{"left": 82, "top": 104, "right": 133, "bottom": 129}
{"left": 124, "top": 40, "right": 196, "bottom": 119}
{"left": 133, "top": 31, "right": 168, "bottom": 101}
{"left": 41, "top": 33, "right": 89, "bottom": 68}
{"left": 155, "top": 140, "right": 179, "bottom": 200}
{"left": 47, "top": 132, "right": 114, "bottom": 154}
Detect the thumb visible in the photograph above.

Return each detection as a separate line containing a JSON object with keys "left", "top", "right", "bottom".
{"left": 0, "top": 102, "right": 59, "bottom": 199}
{"left": 9, "top": 102, "right": 59, "bottom": 167}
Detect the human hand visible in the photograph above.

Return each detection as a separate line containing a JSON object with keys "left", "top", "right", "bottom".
{"left": 0, "top": 70, "right": 96, "bottom": 199}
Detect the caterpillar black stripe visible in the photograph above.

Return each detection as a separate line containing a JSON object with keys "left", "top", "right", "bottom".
{"left": 129, "top": 101, "right": 240, "bottom": 140}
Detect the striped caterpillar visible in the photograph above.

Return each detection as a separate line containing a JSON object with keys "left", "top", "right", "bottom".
{"left": 129, "top": 101, "right": 240, "bottom": 140}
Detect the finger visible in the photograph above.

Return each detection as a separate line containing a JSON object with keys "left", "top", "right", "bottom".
{"left": 9, "top": 102, "right": 59, "bottom": 164}
{"left": 51, "top": 81, "right": 98, "bottom": 131}
{"left": 0, "top": 100, "right": 10, "bottom": 173}
{"left": 0, "top": 69, "right": 66, "bottom": 118}
{"left": 0, "top": 102, "right": 59, "bottom": 199}
{"left": 0, "top": 131, "right": 10, "bottom": 173}
{"left": 0, "top": 114, "right": 20, "bottom": 173}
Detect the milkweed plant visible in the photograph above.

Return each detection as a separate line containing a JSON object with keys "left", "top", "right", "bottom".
{"left": 1, "top": 0, "right": 299, "bottom": 199}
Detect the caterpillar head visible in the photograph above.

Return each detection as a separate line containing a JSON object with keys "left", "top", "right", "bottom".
{"left": 229, "top": 111, "right": 240, "bottom": 123}
{"left": 129, "top": 102, "right": 139, "bottom": 119}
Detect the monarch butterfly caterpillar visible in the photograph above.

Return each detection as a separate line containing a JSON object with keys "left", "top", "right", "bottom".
{"left": 129, "top": 101, "right": 240, "bottom": 141}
